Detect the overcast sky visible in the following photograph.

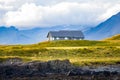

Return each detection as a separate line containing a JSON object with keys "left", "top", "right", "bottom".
{"left": 0, "top": 0, "right": 120, "bottom": 28}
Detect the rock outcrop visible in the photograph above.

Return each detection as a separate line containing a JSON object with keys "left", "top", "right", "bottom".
{"left": 0, "top": 58, "right": 120, "bottom": 80}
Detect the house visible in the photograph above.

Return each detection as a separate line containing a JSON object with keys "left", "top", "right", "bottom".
{"left": 47, "top": 30, "right": 84, "bottom": 41}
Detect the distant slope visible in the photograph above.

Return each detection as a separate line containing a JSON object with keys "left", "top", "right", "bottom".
{"left": 104, "top": 34, "right": 120, "bottom": 40}
{"left": 85, "top": 12, "right": 120, "bottom": 40}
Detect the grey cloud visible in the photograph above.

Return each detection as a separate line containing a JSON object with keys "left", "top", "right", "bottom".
{"left": 0, "top": 0, "right": 120, "bottom": 27}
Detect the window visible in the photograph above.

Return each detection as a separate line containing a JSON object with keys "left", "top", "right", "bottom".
{"left": 52, "top": 37, "right": 55, "bottom": 40}
{"left": 56, "top": 37, "right": 59, "bottom": 40}
{"left": 74, "top": 38, "right": 76, "bottom": 40}
{"left": 64, "top": 37, "right": 68, "bottom": 40}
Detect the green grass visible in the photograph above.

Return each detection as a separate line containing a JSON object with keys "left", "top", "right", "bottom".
{"left": 0, "top": 45, "right": 120, "bottom": 66}
{"left": 104, "top": 34, "right": 120, "bottom": 40}
{"left": 1, "top": 40, "right": 120, "bottom": 48}
{"left": 37, "top": 40, "right": 120, "bottom": 47}
{"left": 0, "top": 40, "right": 120, "bottom": 66}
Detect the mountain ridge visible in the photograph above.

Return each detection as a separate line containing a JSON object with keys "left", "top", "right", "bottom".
{"left": 0, "top": 12, "right": 120, "bottom": 44}
{"left": 85, "top": 12, "right": 120, "bottom": 40}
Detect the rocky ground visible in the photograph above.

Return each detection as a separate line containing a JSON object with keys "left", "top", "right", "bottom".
{"left": 0, "top": 58, "right": 120, "bottom": 80}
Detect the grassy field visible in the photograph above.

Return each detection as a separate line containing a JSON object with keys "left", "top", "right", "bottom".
{"left": 0, "top": 40, "right": 120, "bottom": 66}
{"left": 38, "top": 40, "right": 120, "bottom": 47}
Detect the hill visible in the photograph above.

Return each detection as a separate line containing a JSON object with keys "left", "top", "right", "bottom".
{"left": 0, "top": 40, "right": 120, "bottom": 66}
{"left": 37, "top": 40, "right": 120, "bottom": 47}
{"left": 104, "top": 34, "right": 120, "bottom": 40}
{"left": 85, "top": 12, "right": 120, "bottom": 40}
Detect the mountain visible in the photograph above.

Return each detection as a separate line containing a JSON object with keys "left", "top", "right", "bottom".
{"left": 1, "top": 11, "right": 120, "bottom": 44}
{"left": 104, "top": 34, "right": 120, "bottom": 40}
{"left": 0, "top": 25, "right": 84, "bottom": 44}
{"left": 85, "top": 12, "right": 120, "bottom": 40}
{"left": 0, "top": 26, "right": 32, "bottom": 44}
